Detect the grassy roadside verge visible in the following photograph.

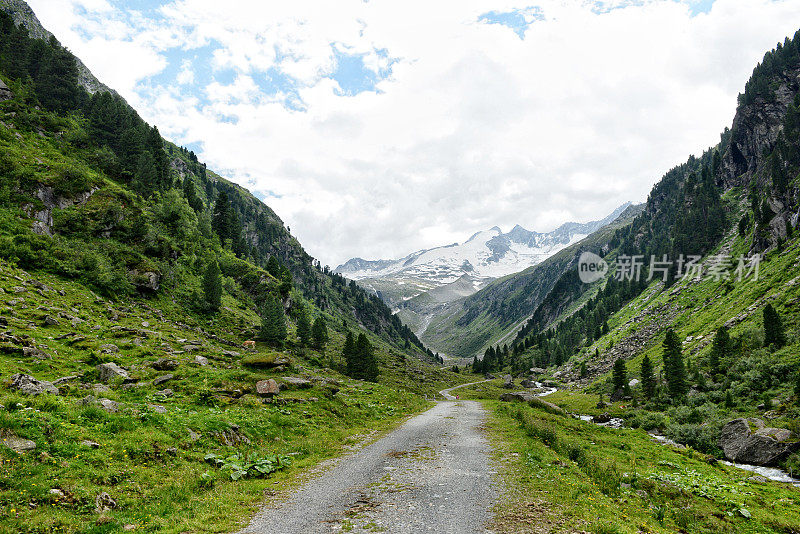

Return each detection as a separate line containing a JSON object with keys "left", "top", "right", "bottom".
{"left": 482, "top": 399, "right": 800, "bottom": 534}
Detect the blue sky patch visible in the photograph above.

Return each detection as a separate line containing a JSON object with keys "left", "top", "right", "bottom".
{"left": 478, "top": 7, "right": 544, "bottom": 39}
{"left": 329, "top": 46, "right": 396, "bottom": 96}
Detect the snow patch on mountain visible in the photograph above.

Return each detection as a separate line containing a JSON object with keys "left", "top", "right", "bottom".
{"left": 335, "top": 203, "right": 631, "bottom": 301}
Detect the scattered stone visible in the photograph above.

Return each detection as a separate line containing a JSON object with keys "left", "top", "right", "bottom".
{"left": 593, "top": 413, "right": 612, "bottom": 424}
{"left": 281, "top": 377, "right": 312, "bottom": 389}
{"left": 256, "top": 379, "right": 280, "bottom": 397}
{"left": 748, "top": 475, "right": 769, "bottom": 483}
{"left": 213, "top": 424, "right": 250, "bottom": 447}
{"left": 152, "top": 358, "right": 178, "bottom": 371}
{"left": 94, "top": 492, "right": 117, "bottom": 513}
{"left": 194, "top": 355, "right": 209, "bottom": 366}
{"left": 147, "top": 404, "right": 167, "bottom": 414}
{"left": 188, "top": 429, "right": 201, "bottom": 442}
{"left": 80, "top": 440, "right": 100, "bottom": 449}
{"left": 10, "top": 373, "right": 58, "bottom": 396}
{"left": 99, "top": 344, "right": 119, "bottom": 354}
{"left": 2, "top": 434, "right": 36, "bottom": 453}
{"left": 222, "top": 350, "right": 240, "bottom": 357}
{"left": 124, "top": 525, "right": 136, "bottom": 531}
{"left": 152, "top": 374, "right": 173, "bottom": 386}
{"left": 182, "top": 345, "right": 200, "bottom": 352}
{"left": 92, "top": 384, "right": 111, "bottom": 394}
{"left": 98, "top": 399, "right": 119, "bottom": 413}
{"left": 155, "top": 388, "right": 173, "bottom": 398}
{"left": 141, "top": 321, "right": 149, "bottom": 328}
{"left": 628, "top": 378, "right": 641, "bottom": 388}
{"left": 53, "top": 375, "right": 78, "bottom": 385}
{"left": 22, "top": 346, "right": 50, "bottom": 360}
{"left": 529, "top": 367, "right": 546, "bottom": 375}
{"left": 43, "top": 315, "right": 59, "bottom": 326}
{"left": 502, "top": 375, "right": 514, "bottom": 389}
{"left": 49, "top": 488, "right": 65, "bottom": 497}
{"left": 96, "top": 362, "right": 129, "bottom": 383}
{"left": 520, "top": 379, "right": 537, "bottom": 388}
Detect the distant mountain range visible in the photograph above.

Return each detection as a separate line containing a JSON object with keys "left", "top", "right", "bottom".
{"left": 335, "top": 202, "right": 632, "bottom": 308}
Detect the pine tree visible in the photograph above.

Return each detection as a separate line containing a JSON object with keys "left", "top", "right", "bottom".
{"left": 132, "top": 151, "right": 157, "bottom": 197}
{"left": 763, "top": 303, "right": 786, "bottom": 348}
{"left": 203, "top": 261, "right": 222, "bottom": 312}
{"left": 663, "top": 328, "right": 687, "bottom": 401}
{"left": 356, "top": 333, "right": 379, "bottom": 381}
{"left": 258, "top": 296, "right": 286, "bottom": 346}
{"left": 266, "top": 255, "right": 281, "bottom": 278}
{"left": 296, "top": 308, "right": 311, "bottom": 346}
{"left": 709, "top": 326, "right": 730, "bottom": 376}
{"left": 795, "top": 369, "right": 800, "bottom": 401}
{"left": 612, "top": 357, "right": 627, "bottom": 393}
{"left": 311, "top": 317, "right": 328, "bottom": 350}
{"left": 641, "top": 354, "right": 655, "bottom": 400}
{"left": 343, "top": 332, "right": 356, "bottom": 377}
{"left": 212, "top": 191, "right": 232, "bottom": 243}
{"left": 473, "top": 355, "right": 482, "bottom": 374}
{"left": 183, "top": 174, "right": 203, "bottom": 212}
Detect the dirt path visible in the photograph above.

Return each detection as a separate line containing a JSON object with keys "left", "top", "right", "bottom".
{"left": 439, "top": 379, "right": 491, "bottom": 400}
{"left": 237, "top": 400, "right": 497, "bottom": 533}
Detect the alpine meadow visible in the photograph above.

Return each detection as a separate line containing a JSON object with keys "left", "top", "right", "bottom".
{"left": 1, "top": 1, "right": 800, "bottom": 533}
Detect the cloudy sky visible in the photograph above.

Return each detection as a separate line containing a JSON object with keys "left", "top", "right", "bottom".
{"left": 29, "top": 0, "right": 800, "bottom": 266}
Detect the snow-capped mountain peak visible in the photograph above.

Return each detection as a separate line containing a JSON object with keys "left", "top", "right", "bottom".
{"left": 334, "top": 203, "right": 631, "bottom": 306}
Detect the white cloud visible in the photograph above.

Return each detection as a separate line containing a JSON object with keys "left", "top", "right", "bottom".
{"left": 26, "top": 0, "right": 800, "bottom": 267}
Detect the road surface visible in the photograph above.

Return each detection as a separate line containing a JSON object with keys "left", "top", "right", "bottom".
{"left": 238, "top": 396, "right": 497, "bottom": 533}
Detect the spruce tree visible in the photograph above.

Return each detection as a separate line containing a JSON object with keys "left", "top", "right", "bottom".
{"left": 183, "top": 174, "right": 203, "bottom": 212}
{"left": 312, "top": 317, "right": 328, "bottom": 350}
{"left": 356, "top": 333, "right": 379, "bottom": 381}
{"left": 133, "top": 151, "right": 157, "bottom": 197}
{"left": 296, "top": 308, "right": 311, "bottom": 346}
{"left": 212, "top": 191, "right": 232, "bottom": 243}
{"left": 662, "top": 328, "right": 687, "bottom": 401}
{"left": 343, "top": 332, "right": 357, "bottom": 376}
{"left": 795, "top": 370, "right": 800, "bottom": 401}
{"left": 203, "top": 261, "right": 222, "bottom": 312}
{"left": 641, "top": 354, "right": 656, "bottom": 400}
{"left": 763, "top": 304, "right": 786, "bottom": 348}
{"left": 258, "top": 296, "right": 287, "bottom": 347}
{"left": 709, "top": 326, "right": 730, "bottom": 376}
{"left": 612, "top": 357, "right": 627, "bottom": 393}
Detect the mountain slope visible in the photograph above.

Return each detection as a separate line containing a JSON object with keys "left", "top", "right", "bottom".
{"left": 337, "top": 203, "right": 631, "bottom": 306}
{"left": 409, "top": 203, "right": 643, "bottom": 359}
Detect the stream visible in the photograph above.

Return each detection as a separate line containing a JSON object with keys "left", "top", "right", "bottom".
{"left": 534, "top": 383, "right": 800, "bottom": 486}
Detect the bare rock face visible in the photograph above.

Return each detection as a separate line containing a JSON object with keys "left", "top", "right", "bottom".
{"left": 0, "top": 79, "right": 13, "bottom": 101}
{"left": 25, "top": 185, "right": 97, "bottom": 236}
{"left": 721, "top": 66, "right": 800, "bottom": 188}
{"left": 10, "top": 373, "right": 58, "bottom": 396}
{"left": 718, "top": 418, "right": 799, "bottom": 467}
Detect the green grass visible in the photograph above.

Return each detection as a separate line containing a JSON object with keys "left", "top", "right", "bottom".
{"left": 484, "top": 400, "right": 800, "bottom": 534}
{"left": 0, "top": 260, "right": 467, "bottom": 533}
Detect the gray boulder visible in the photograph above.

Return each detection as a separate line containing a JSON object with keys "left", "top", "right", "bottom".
{"left": 502, "top": 375, "right": 514, "bottom": 389}
{"left": 500, "top": 391, "right": 535, "bottom": 402}
{"left": 520, "top": 379, "right": 537, "bottom": 388}
{"left": 96, "top": 363, "right": 129, "bottom": 383}
{"left": 152, "top": 374, "right": 173, "bottom": 386}
{"left": 152, "top": 358, "right": 178, "bottom": 371}
{"left": 10, "top": 373, "right": 58, "bottom": 396}
{"left": 281, "top": 377, "right": 312, "bottom": 389}
{"left": 718, "top": 418, "right": 799, "bottom": 466}
{"left": 99, "top": 344, "right": 119, "bottom": 354}
{"left": 3, "top": 435, "right": 36, "bottom": 453}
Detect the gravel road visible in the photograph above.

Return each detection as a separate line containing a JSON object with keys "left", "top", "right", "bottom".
{"left": 238, "top": 398, "right": 497, "bottom": 533}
